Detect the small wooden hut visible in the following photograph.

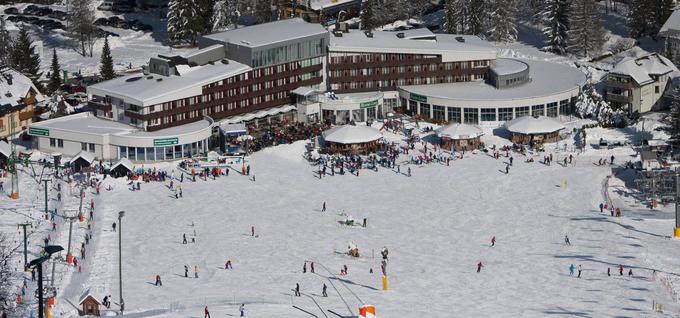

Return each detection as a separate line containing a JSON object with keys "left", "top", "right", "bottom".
{"left": 505, "top": 116, "right": 565, "bottom": 145}
{"left": 436, "top": 123, "right": 483, "bottom": 151}
{"left": 322, "top": 125, "right": 383, "bottom": 154}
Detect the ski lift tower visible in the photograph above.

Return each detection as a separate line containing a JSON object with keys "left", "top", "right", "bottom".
{"left": 8, "top": 112, "right": 19, "bottom": 199}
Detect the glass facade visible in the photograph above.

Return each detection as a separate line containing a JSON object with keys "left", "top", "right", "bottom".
{"left": 559, "top": 99, "right": 570, "bottom": 115}
{"left": 480, "top": 108, "right": 496, "bottom": 121}
{"left": 531, "top": 105, "right": 545, "bottom": 116}
{"left": 448, "top": 107, "right": 461, "bottom": 123}
{"left": 433, "top": 105, "right": 445, "bottom": 122}
{"left": 546, "top": 102, "right": 558, "bottom": 117}
{"left": 420, "top": 103, "right": 431, "bottom": 118}
{"left": 498, "top": 107, "right": 513, "bottom": 121}
{"left": 515, "top": 106, "right": 530, "bottom": 118}
{"left": 463, "top": 108, "right": 479, "bottom": 124}
{"left": 251, "top": 39, "right": 325, "bottom": 68}
{"left": 118, "top": 138, "right": 209, "bottom": 161}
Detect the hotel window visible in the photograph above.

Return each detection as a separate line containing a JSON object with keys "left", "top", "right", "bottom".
{"left": 119, "top": 146, "right": 127, "bottom": 159}
{"left": 81, "top": 143, "right": 87, "bottom": 151}
{"left": 498, "top": 107, "right": 513, "bottom": 121}
{"left": 57, "top": 139, "right": 64, "bottom": 148}
{"left": 559, "top": 99, "right": 570, "bottom": 115}
{"left": 89, "top": 143, "right": 95, "bottom": 152}
{"left": 463, "top": 108, "right": 479, "bottom": 124}
{"left": 515, "top": 106, "right": 530, "bottom": 118}
{"left": 419, "top": 103, "right": 431, "bottom": 117}
{"left": 409, "top": 100, "right": 418, "bottom": 111}
{"left": 480, "top": 108, "right": 496, "bottom": 121}
{"left": 546, "top": 102, "right": 558, "bottom": 117}
{"left": 447, "top": 107, "right": 461, "bottom": 123}
{"left": 531, "top": 104, "right": 545, "bottom": 116}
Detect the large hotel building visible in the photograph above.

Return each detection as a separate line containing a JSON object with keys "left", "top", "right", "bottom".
{"left": 28, "top": 18, "right": 585, "bottom": 161}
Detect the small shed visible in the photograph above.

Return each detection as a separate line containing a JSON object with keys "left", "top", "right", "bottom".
{"left": 79, "top": 294, "right": 101, "bottom": 316}
{"left": 69, "top": 151, "right": 95, "bottom": 172}
{"left": 322, "top": 124, "right": 383, "bottom": 154}
{"left": 505, "top": 116, "right": 565, "bottom": 145}
{"left": 0, "top": 140, "right": 10, "bottom": 163}
{"left": 110, "top": 158, "right": 133, "bottom": 177}
{"left": 436, "top": 123, "right": 483, "bottom": 151}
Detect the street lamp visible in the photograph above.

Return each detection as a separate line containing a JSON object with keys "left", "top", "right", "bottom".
{"left": 118, "top": 211, "right": 125, "bottom": 315}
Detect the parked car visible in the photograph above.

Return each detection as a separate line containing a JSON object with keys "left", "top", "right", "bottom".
{"left": 94, "top": 17, "right": 109, "bottom": 26}
{"left": 98, "top": 1, "right": 114, "bottom": 11}
{"left": 3, "top": 7, "right": 19, "bottom": 14}
{"left": 48, "top": 10, "right": 68, "bottom": 20}
{"left": 67, "top": 92, "right": 88, "bottom": 104}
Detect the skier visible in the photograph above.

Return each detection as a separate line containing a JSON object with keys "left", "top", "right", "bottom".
{"left": 505, "top": 164, "right": 509, "bottom": 174}
{"left": 619, "top": 265, "right": 624, "bottom": 276}
{"left": 610, "top": 155, "right": 614, "bottom": 165}
{"left": 204, "top": 305, "right": 211, "bottom": 318}
{"left": 569, "top": 264, "right": 574, "bottom": 276}
{"left": 599, "top": 203, "right": 604, "bottom": 213}
{"left": 183, "top": 233, "right": 187, "bottom": 244}
{"left": 194, "top": 265, "right": 199, "bottom": 278}
{"left": 251, "top": 226, "right": 255, "bottom": 237}
{"left": 310, "top": 262, "right": 314, "bottom": 273}
{"left": 607, "top": 267, "right": 610, "bottom": 276}
{"left": 112, "top": 222, "right": 116, "bottom": 232}
{"left": 477, "top": 261, "right": 483, "bottom": 273}
{"left": 103, "top": 295, "right": 108, "bottom": 308}
{"left": 491, "top": 236, "right": 496, "bottom": 247}
{"left": 322, "top": 283, "right": 327, "bottom": 297}
{"left": 628, "top": 269, "right": 633, "bottom": 277}
{"left": 225, "top": 260, "right": 232, "bottom": 269}
{"left": 184, "top": 265, "right": 188, "bottom": 277}
{"left": 564, "top": 235, "right": 571, "bottom": 246}
{"left": 322, "top": 201, "right": 326, "bottom": 212}
{"left": 407, "top": 167, "right": 411, "bottom": 177}
{"left": 303, "top": 262, "right": 307, "bottom": 273}
{"left": 577, "top": 265, "right": 582, "bottom": 278}
{"left": 155, "top": 274, "right": 162, "bottom": 286}
{"left": 294, "top": 283, "right": 301, "bottom": 296}
{"left": 509, "top": 156, "right": 513, "bottom": 166}
{"left": 239, "top": 303, "right": 245, "bottom": 317}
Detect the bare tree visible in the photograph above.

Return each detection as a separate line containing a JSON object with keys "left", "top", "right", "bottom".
{"left": 68, "top": 0, "right": 98, "bottom": 57}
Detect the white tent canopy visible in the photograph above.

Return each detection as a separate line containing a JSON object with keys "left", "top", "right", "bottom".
{"left": 436, "top": 123, "right": 483, "bottom": 140}
{"left": 0, "top": 140, "right": 10, "bottom": 159}
{"left": 111, "top": 158, "right": 133, "bottom": 172}
{"left": 323, "top": 125, "right": 383, "bottom": 144}
{"left": 69, "top": 150, "right": 95, "bottom": 165}
{"left": 505, "top": 116, "right": 565, "bottom": 135}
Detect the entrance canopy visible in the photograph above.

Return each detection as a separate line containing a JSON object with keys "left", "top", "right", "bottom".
{"left": 323, "top": 125, "right": 382, "bottom": 144}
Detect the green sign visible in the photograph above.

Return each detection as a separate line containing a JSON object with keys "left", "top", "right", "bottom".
{"left": 153, "top": 137, "right": 179, "bottom": 147}
{"left": 360, "top": 100, "right": 379, "bottom": 109}
{"left": 410, "top": 93, "right": 427, "bottom": 103}
{"left": 29, "top": 127, "right": 50, "bottom": 136}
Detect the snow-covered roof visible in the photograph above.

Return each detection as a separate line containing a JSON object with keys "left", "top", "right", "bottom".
{"left": 87, "top": 61, "right": 251, "bottom": 107}
{"left": 0, "top": 68, "right": 44, "bottom": 108}
{"left": 291, "top": 86, "right": 317, "bottom": 97}
{"left": 78, "top": 288, "right": 102, "bottom": 305}
{"left": 111, "top": 158, "right": 133, "bottom": 172}
{"left": 660, "top": 9, "right": 680, "bottom": 36}
{"left": 220, "top": 105, "right": 297, "bottom": 125}
{"left": 70, "top": 150, "right": 95, "bottom": 165}
{"left": 400, "top": 59, "right": 585, "bottom": 101}
{"left": 436, "top": 123, "right": 483, "bottom": 140}
{"left": 610, "top": 53, "right": 677, "bottom": 86}
{"left": 219, "top": 122, "right": 247, "bottom": 135}
{"left": 304, "top": 0, "right": 360, "bottom": 10}
{"left": 492, "top": 59, "right": 529, "bottom": 76}
{"left": 202, "top": 18, "right": 328, "bottom": 48}
{"left": 323, "top": 125, "right": 383, "bottom": 144}
{"left": 505, "top": 116, "right": 565, "bottom": 135}
{"left": 647, "top": 139, "right": 667, "bottom": 147}
{"left": 329, "top": 29, "right": 498, "bottom": 62}
{"left": 0, "top": 140, "right": 10, "bottom": 158}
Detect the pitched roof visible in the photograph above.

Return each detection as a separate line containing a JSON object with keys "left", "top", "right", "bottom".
{"left": 0, "top": 68, "right": 44, "bottom": 108}
{"left": 323, "top": 125, "right": 383, "bottom": 144}
{"left": 660, "top": 9, "right": 680, "bottom": 35}
{"left": 111, "top": 158, "right": 133, "bottom": 172}
{"left": 69, "top": 150, "right": 95, "bottom": 165}
{"left": 610, "top": 53, "right": 677, "bottom": 85}
{"left": 437, "top": 123, "right": 483, "bottom": 139}
{"left": 505, "top": 116, "right": 565, "bottom": 134}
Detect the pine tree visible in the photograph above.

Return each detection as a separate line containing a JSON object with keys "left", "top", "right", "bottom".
{"left": 488, "top": 0, "right": 518, "bottom": 42}
{"left": 628, "top": 0, "right": 650, "bottom": 38}
{"left": 654, "top": 0, "right": 674, "bottom": 35}
{"left": 361, "top": 0, "right": 379, "bottom": 31}
{"left": 669, "top": 86, "right": 680, "bottom": 148}
{"left": 0, "top": 18, "right": 10, "bottom": 67}
{"left": 100, "top": 37, "right": 115, "bottom": 80}
{"left": 10, "top": 27, "right": 41, "bottom": 85}
{"left": 213, "top": 0, "right": 242, "bottom": 31}
{"left": 445, "top": 0, "right": 466, "bottom": 34}
{"left": 568, "top": 0, "right": 606, "bottom": 57}
{"left": 167, "top": 0, "right": 197, "bottom": 45}
{"left": 48, "top": 49, "right": 62, "bottom": 93}
{"left": 254, "top": 0, "right": 272, "bottom": 24}
{"left": 194, "top": 0, "right": 214, "bottom": 35}
{"left": 467, "top": 0, "right": 486, "bottom": 35}
{"left": 542, "top": 0, "right": 569, "bottom": 54}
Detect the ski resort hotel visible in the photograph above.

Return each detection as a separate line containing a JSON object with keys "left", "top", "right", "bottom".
{"left": 28, "top": 18, "right": 586, "bottom": 162}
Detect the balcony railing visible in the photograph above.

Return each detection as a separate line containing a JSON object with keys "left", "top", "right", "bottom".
{"left": 607, "top": 93, "right": 632, "bottom": 103}
{"left": 88, "top": 101, "right": 112, "bottom": 112}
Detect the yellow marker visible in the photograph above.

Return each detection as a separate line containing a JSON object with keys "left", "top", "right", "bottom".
{"left": 382, "top": 275, "right": 388, "bottom": 291}
{"left": 674, "top": 228, "right": 680, "bottom": 238}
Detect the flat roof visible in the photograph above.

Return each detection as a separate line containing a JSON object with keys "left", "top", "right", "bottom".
{"left": 30, "top": 113, "right": 212, "bottom": 138}
{"left": 329, "top": 30, "right": 497, "bottom": 61}
{"left": 202, "top": 18, "right": 328, "bottom": 48}
{"left": 492, "top": 59, "right": 529, "bottom": 76}
{"left": 400, "top": 59, "right": 586, "bottom": 101}
{"left": 87, "top": 60, "right": 250, "bottom": 106}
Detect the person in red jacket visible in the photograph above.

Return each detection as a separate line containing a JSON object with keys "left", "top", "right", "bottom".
{"left": 204, "top": 305, "right": 211, "bottom": 318}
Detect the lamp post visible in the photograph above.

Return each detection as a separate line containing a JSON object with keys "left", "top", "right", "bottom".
{"left": 118, "top": 211, "right": 125, "bottom": 315}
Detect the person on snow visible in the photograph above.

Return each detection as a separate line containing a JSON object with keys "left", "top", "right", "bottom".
{"left": 610, "top": 155, "right": 614, "bottom": 165}
{"left": 251, "top": 226, "right": 255, "bottom": 237}
{"left": 303, "top": 262, "right": 307, "bottom": 273}
{"left": 407, "top": 167, "right": 411, "bottom": 177}
{"left": 239, "top": 303, "right": 245, "bottom": 317}
{"left": 155, "top": 274, "right": 162, "bottom": 286}
{"left": 509, "top": 156, "right": 514, "bottom": 166}
{"left": 184, "top": 265, "right": 188, "bottom": 277}
{"left": 294, "top": 283, "right": 301, "bottom": 296}
{"left": 310, "top": 262, "right": 315, "bottom": 273}
{"left": 112, "top": 222, "right": 116, "bottom": 232}
{"left": 619, "top": 265, "right": 624, "bottom": 276}
{"left": 103, "top": 295, "right": 109, "bottom": 308}
{"left": 505, "top": 164, "right": 509, "bottom": 174}
{"left": 599, "top": 203, "right": 604, "bottom": 213}
{"left": 491, "top": 236, "right": 496, "bottom": 247}
{"left": 204, "top": 305, "right": 211, "bottom": 318}
{"left": 564, "top": 235, "right": 571, "bottom": 246}
{"left": 194, "top": 265, "right": 200, "bottom": 278}
{"left": 381, "top": 247, "right": 389, "bottom": 260}
{"left": 628, "top": 269, "right": 633, "bottom": 277}
{"left": 569, "top": 264, "right": 574, "bottom": 276}
{"left": 577, "top": 265, "right": 582, "bottom": 278}
{"left": 477, "top": 261, "right": 484, "bottom": 273}
{"left": 322, "top": 284, "right": 328, "bottom": 297}
{"left": 322, "top": 201, "right": 326, "bottom": 212}
{"left": 225, "top": 260, "right": 232, "bottom": 269}
{"left": 607, "top": 267, "right": 611, "bottom": 276}
{"left": 183, "top": 234, "right": 187, "bottom": 244}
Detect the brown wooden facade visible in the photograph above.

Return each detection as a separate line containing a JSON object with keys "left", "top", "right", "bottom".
{"left": 94, "top": 59, "right": 323, "bottom": 132}
{"left": 0, "top": 87, "right": 39, "bottom": 138}
{"left": 441, "top": 136, "right": 482, "bottom": 152}
{"left": 510, "top": 131, "right": 561, "bottom": 145}
{"left": 327, "top": 52, "right": 490, "bottom": 94}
